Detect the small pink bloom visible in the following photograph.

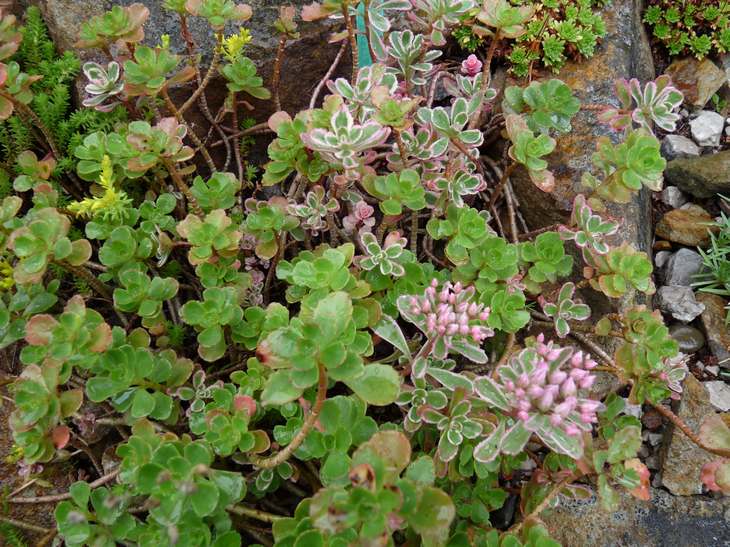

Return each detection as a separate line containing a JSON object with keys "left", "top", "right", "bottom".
{"left": 461, "top": 54, "right": 483, "bottom": 76}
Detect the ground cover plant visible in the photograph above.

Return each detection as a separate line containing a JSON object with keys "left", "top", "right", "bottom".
{"left": 1, "top": 1, "right": 730, "bottom": 546}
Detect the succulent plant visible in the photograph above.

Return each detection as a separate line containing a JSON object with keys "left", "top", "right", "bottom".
{"left": 242, "top": 197, "right": 300, "bottom": 260}
{"left": 0, "top": 10, "right": 22, "bottom": 62}
{"left": 124, "top": 45, "right": 195, "bottom": 97}
{"left": 398, "top": 279, "right": 494, "bottom": 366}
{"left": 599, "top": 75, "right": 683, "bottom": 133}
{"left": 387, "top": 30, "right": 443, "bottom": 88}
{"left": 559, "top": 194, "right": 619, "bottom": 258}
{"left": 289, "top": 185, "right": 339, "bottom": 234}
{"left": 358, "top": 231, "right": 409, "bottom": 277}
{"left": 364, "top": 168, "right": 427, "bottom": 215}
{"left": 221, "top": 55, "right": 270, "bottom": 99}
{"left": 82, "top": 61, "right": 124, "bottom": 112}
{"left": 519, "top": 231, "right": 573, "bottom": 293}
{"left": 396, "top": 380, "right": 449, "bottom": 432}
{"left": 185, "top": 0, "right": 252, "bottom": 30}
{"left": 539, "top": 282, "right": 591, "bottom": 338}
{"left": 0, "top": 61, "right": 41, "bottom": 120}
{"left": 302, "top": 106, "right": 390, "bottom": 174}
{"left": 180, "top": 286, "right": 243, "bottom": 361}
{"left": 416, "top": 97, "right": 484, "bottom": 154}
{"left": 474, "top": 335, "right": 602, "bottom": 460}
{"left": 503, "top": 79, "right": 580, "bottom": 134}
{"left": 476, "top": 0, "right": 535, "bottom": 39}
{"left": 423, "top": 397, "right": 483, "bottom": 462}
{"left": 76, "top": 3, "right": 150, "bottom": 49}
{"left": 592, "top": 128, "right": 665, "bottom": 203}
{"left": 505, "top": 114, "right": 556, "bottom": 192}
{"left": 586, "top": 242, "right": 654, "bottom": 298}
{"left": 177, "top": 209, "right": 242, "bottom": 266}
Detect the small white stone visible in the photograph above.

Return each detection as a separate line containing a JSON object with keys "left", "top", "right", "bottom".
{"left": 660, "top": 135, "right": 700, "bottom": 160}
{"left": 660, "top": 186, "right": 688, "bottom": 209}
{"left": 690, "top": 111, "right": 725, "bottom": 147}
{"left": 707, "top": 365, "right": 720, "bottom": 376}
{"left": 648, "top": 433, "right": 663, "bottom": 447}
{"left": 704, "top": 381, "right": 730, "bottom": 412}
{"left": 624, "top": 402, "right": 642, "bottom": 418}
{"left": 657, "top": 285, "right": 706, "bottom": 323}
{"left": 655, "top": 250, "right": 672, "bottom": 269}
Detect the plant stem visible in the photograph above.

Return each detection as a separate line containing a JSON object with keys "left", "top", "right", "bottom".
{"left": 248, "top": 364, "right": 327, "bottom": 469}
{"left": 56, "top": 262, "right": 113, "bottom": 302}
{"left": 0, "top": 515, "right": 51, "bottom": 534}
{"left": 272, "top": 36, "right": 288, "bottom": 112}
{"left": 343, "top": 0, "right": 359, "bottom": 82}
{"left": 228, "top": 504, "right": 284, "bottom": 523}
{"left": 162, "top": 157, "right": 201, "bottom": 215}
{"left": 517, "top": 223, "right": 563, "bottom": 240}
{"left": 179, "top": 41, "right": 221, "bottom": 116}
{"left": 161, "top": 88, "right": 216, "bottom": 172}
{"left": 488, "top": 162, "right": 518, "bottom": 209}
{"left": 362, "top": 0, "right": 377, "bottom": 62}
{"left": 651, "top": 402, "right": 730, "bottom": 459}
{"left": 9, "top": 469, "right": 120, "bottom": 504}
{"left": 510, "top": 473, "right": 581, "bottom": 535}
{"left": 310, "top": 41, "right": 348, "bottom": 109}
{"left": 410, "top": 211, "right": 419, "bottom": 254}
{"left": 230, "top": 91, "right": 245, "bottom": 185}
{"left": 468, "top": 31, "right": 501, "bottom": 130}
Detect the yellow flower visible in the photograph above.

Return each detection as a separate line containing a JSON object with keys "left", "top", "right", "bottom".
{"left": 221, "top": 28, "right": 252, "bottom": 62}
{"left": 68, "top": 155, "right": 132, "bottom": 222}
{"left": 0, "top": 259, "right": 14, "bottom": 290}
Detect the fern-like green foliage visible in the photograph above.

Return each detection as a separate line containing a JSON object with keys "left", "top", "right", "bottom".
{"left": 0, "top": 520, "right": 28, "bottom": 547}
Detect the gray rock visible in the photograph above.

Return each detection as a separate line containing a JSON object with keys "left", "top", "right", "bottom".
{"left": 30, "top": 0, "right": 347, "bottom": 115}
{"left": 661, "top": 135, "right": 701, "bottom": 161}
{"left": 663, "top": 248, "right": 704, "bottom": 286}
{"left": 705, "top": 381, "right": 730, "bottom": 411}
{"left": 660, "top": 185, "right": 688, "bottom": 209}
{"left": 654, "top": 250, "right": 671, "bottom": 269}
{"left": 669, "top": 324, "right": 706, "bottom": 353}
{"left": 541, "top": 487, "right": 730, "bottom": 547}
{"left": 707, "top": 365, "right": 720, "bottom": 376}
{"left": 690, "top": 111, "right": 725, "bottom": 147}
{"left": 657, "top": 285, "right": 706, "bottom": 322}
{"left": 665, "top": 150, "right": 730, "bottom": 199}
{"left": 665, "top": 57, "right": 727, "bottom": 108}
{"left": 661, "top": 374, "right": 714, "bottom": 495}
{"left": 696, "top": 293, "right": 730, "bottom": 368}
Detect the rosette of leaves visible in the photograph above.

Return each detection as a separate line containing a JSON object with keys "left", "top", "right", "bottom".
{"left": 241, "top": 197, "right": 300, "bottom": 259}
{"left": 643, "top": 0, "right": 730, "bottom": 58}
{"left": 177, "top": 369, "right": 222, "bottom": 414}
{"left": 301, "top": 105, "right": 390, "bottom": 173}
{"left": 387, "top": 30, "right": 443, "bottom": 88}
{"left": 190, "top": 171, "right": 241, "bottom": 212}
{"left": 73, "top": 131, "right": 131, "bottom": 182}
{"left": 422, "top": 395, "right": 483, "bottom": 463}
{"left": 411, "top": 0, "right": 476, "bottom": 46}
{"left": 586, "top": 242, "right": 654, "bottom": 298}
{"left": 503, "top": 79, "right": 580, "bottom": 134}
{"left": 476, "top": 0, "right": 535, "bottom": 39}
{"left": 289, "top": 395, "right": 378, "bottom": 485}
{"left": 262, "top": 111, "right": 329, "bottom": 186}
{"left": 363, "top": 168, "right": 427, "bottom": 215}
{"left": 592, "top": 128, "right": 665, "bottom": 203}
{"left": 358, "top": 231, "right": 409, "bottom": 277}
{"left": 230, "top": 302, "right": 290, "bottom": 350}
{"left": 0, "top": 277, "right": 59, "bottom": 350}
{"left": 289, "top": 185, "right": 339, "bottom": 233}
{"left": 221, "top": 55, "right": 270, "bottom": 99}
{"left": 10, "top": 361, "right": 82, "bottom": 463}
{"left": 329, "top": 63, "right": 398, "bottom": 122}
{"left": 19, "top": 295, "right": 112, "bottom": 373}
{"left": 428, "top": 167, "right": 481, "bottom": 209}
{"left": 8, "top": 208, "right": 92, "bottom": 284}
{"left": 600, "top": 75, "right": 683, "bottom": 134}
{"left": 82, "top": 61, "right": 124, "bottom": 112}
{"left": 416, "top": 97, "right": 484, "bottom": 153}
{"left": 540, "top": 282, "right": 591, "bottom": 338}
{"left": 505, "top": 113, "right": 556, "bottom": 192}
{"left": 559, "top": 194, "right": 619, "bottom": 259}
{"left": 138, "top": 193, "right": 177, "bottom": 235}
{"left": 125, "top": 118, "right": 195, "bottom": 175}
{"left": 396, "top": 379, "right": 449, "bottom": 432}
{"left": 12, "top": 150, "right": 55, "bottom": 192}
{"left": 86, "top": 344, "right": 193, "bottom": 421}
{"left": 614, "top": 306, "right": 679, "bottom": 404}
{"left": 519, "top": 231, "right": 573, "bottom": 293}
{"left": 188, "top": 383, "right": 269, "bottom": 456}
{"left": 427, "top": 204, "right": 494, "bottom": 266}
{"left": 97, "top": 226, "right": 153, "bottom": 273}
{"left": 113, "top": 267, "right": 179, "bottom": 327}
{"left": 124, "top": 44, "right": 195, "bottom": 97}
{"left": 115, "top": 423, "right": 246, "bottom": 543}
{"left": 0, "top": 61, "right": 41, "bottom": 120}
{"left": 185, "top": 0, "right": 253, "bottom": 30}
{"left": 177, "top": 209, "right": 242, "bottom": 266}
{"left": 276, "top": 243, "right": 367, "bottom": 302}
{"left": 274, "top": 431, "right": 455, "bottom": 546}
{"left": 55, "top": 482, "right": 137, "bottom": 547}
{"left": 0, "top": 10, "right": 21, "bottom": 61}
{"left": 257, "top": 291, "right": 399, "bottom": 407}
{"left": 180, "top": 286, "right": 243, "bottom": 361}
{"left": 75, "top": 3, "right": 150, "bottom": 49}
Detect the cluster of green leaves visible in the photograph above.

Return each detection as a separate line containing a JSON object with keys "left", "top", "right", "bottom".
{"left": 644, "top": 0, "right": 730, "bottom": 58}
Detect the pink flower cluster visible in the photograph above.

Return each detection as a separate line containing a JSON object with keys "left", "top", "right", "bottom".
{"left": 501, "top": 335, "right": 601, "bottom": 437}
{"left": 461, "top": 54, "right": 483, "bottom": 77}
{"left": 407, "top": 279, "right": 493, "bottom": 346}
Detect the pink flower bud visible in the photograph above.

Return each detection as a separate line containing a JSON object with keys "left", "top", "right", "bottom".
{"left": 421, "top": 300, "right": 431, "bottom": 313}
{"left": 565, "top": 424, "right": 580, "bottom": 436}
{"left": 528, "top": 385, "right": 544, "bottom": 399}
{"left": 549, "top": 370, "right": 567, "bottom": 385}
{"left": 517, "top": 410, "right": 529, "bottom": 421}
{"left": 459, "top": 324, "right": 470, "bottom": 335}
{"left": 579, "top": 375, "right": 595, "bottom": 390}
{"left": 468, "top": 302, "right": 479, "bottom": 316}
{"left": 461, "top": 54, "right": 483, "bottom": 77}
{"left": 560, "top": 378, "right": 577, "bottom": 397}
{"left": 550, "top": 413, "right": 563, "bottom": 426}
{"left": 478, "top": 310, "right": 490, "bottom": 321}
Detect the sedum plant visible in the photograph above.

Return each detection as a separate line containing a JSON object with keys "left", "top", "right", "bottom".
{"left": 0, "top": 4, "right": 716, "bottom": 547}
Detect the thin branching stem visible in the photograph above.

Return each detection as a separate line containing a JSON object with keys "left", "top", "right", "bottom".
{"left": 343, "top": 0, "right": 359, "bottom": 82}
{"left": 9, "top": 469, "right": 120, "bottom": 504}
{"left": 272, "top": 36, "right": 288, "bottom": 112}
{"left": 228, "top": 504, "right": 284, "bottom": 523}
{"left": 161, "top": 88, "right": 216, "bottom": 172}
